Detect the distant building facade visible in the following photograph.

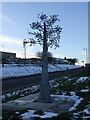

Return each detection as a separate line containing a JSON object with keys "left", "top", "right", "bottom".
{"left": 0, "top": 51, "right": 16, "bottom": 59}
{"left": 0, "top": 51, "right": 77, "bottom": 66}
{"left": 52, "top": 57, "right": 69, "bottom": 64}
{"left": 0, "top": 51, "right": 16, "bottom": 64}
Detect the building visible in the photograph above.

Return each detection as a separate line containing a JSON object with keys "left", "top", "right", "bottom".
{"left": 0, "top": 51, "right": 16, "bottom": 64}
{"left": 52, "top": 57, "right": 69, "bottom": 64}
{"left": 0, "top": 51, "right": 16, "bottom": 59}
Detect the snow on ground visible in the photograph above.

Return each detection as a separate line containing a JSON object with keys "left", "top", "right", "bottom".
{"left": 80, "top": 89, "right": 90, "bottom": 92}
{"left": 83, "top": 109, "right": 90, "bottom": 115}
{"left": 51, "top": 93, "right": 79, "bottom": 102}
{"left": 74, "top": 108, "right": 90, "bottom": 119}
{"left": 1, "top": 64, "right": 80, "bottom": 78}
{"left": 51, "top": 92, "right": 83, "bottom": 112}
{"left": 1, "top": 76, "right": 90, "bottom": 119}
{"left": 1, "top": 65, "right": 42, "bottom": 78}
{"left": 69, "top": 98, "right": 83, "bottom": 111}
{"left": 76, "top": 77, "right": 88, "bottom": 83}
{"left": 20, "top": 93, "right": 83, "bottom": 119}
{"left": 21, "top": 110, "right": 58, "bottom": 119}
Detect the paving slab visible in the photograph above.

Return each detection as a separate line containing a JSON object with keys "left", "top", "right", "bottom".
{"left": 2, "top": 93, "right": 75, "bottom": 114}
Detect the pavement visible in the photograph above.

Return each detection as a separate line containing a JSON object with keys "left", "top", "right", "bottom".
{"left": 2, "top": 93, "right": 75, "bottom": 114}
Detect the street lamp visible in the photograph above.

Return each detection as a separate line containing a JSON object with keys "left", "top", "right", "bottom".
{"left": 82, "top": 61, "right": 84, "bottom": 67}
{"left": 83, "top": 48, "right": 87, "bottom": 63}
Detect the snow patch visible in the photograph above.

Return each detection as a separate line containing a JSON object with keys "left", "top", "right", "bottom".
{"left": 21, "top": 110, "right": 58, "bottom": 119}
{"left": 69, "top": 98, "right": 83, "bottom": 111}
{"left": 1, "top": 64, "right": 80, "bottom": 78}
{"left": 76, "top": 77, "right": 88, "bottom": 83}
{"left": 80, "top": 89, "right": 90, "bottom": 92}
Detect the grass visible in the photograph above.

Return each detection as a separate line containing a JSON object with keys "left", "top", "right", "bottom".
{"left": 50, "top": 75, "right": 90, "bottom": 115}
{"left": 2, "top": 110, "right": 22, "bottom": 120}
{"left": 2, "top": 87, "right": 40, "bottom": 103}
{"left": 2, "top": 108, "right": 30, "bottom": 120}
{"left": 73, "top": 69, "right": 90, "bottom": 77}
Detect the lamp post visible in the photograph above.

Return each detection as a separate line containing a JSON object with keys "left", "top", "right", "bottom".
{"left": 23, "top": 40, "right": 26, "bottom": 60}
{"left": 82, "top": 61, "right": 84, "bottom": 67}
{"left": 83, "top": 48, "right": 87, "bottom": 63}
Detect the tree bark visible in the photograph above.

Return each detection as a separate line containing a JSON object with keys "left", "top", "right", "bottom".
{"left": 38, "top": 22, "right": 52, "bottom": 103}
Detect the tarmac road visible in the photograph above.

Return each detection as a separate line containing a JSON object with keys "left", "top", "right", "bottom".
{"left": 2, "top": 67, "right": 87, "bottom": 94}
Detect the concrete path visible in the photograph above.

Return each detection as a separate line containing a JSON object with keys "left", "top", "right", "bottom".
{"left": 2, "top": 93, "right": 75, "bottom": 114}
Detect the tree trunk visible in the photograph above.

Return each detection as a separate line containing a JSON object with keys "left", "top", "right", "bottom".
{"left": 38, "top": 22, "right": 52, "bottom": 103}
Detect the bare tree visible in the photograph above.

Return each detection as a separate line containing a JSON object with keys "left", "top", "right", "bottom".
{"left": 36, "top": 51, "right": 53, "bottom": 63}
{"left": 65, "top": 58, "right": 78, "bottom": 65}
{"left": 26, "top": 13, "right": 62, "bottom": 102}
{"left": 73, "top": 58, "right": 78, "bottom": 65}
{"left": 36, "top": 51, "right": 52, "bottom": 59}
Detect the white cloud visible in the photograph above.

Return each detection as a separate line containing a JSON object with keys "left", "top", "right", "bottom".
{"left": 0, "top": 35, "right": 23, "bottom": 57}
{"left": 0, "top": 35, "right": 38, "bottom": 58}
{"left": 0, "top": 14, "right": 18, "bottom": 32}
{"left": 0, "top": 34, "right": 22, "bottom": 46}
{"left": 0, "top": 14, "right": 17, "bottom": 26}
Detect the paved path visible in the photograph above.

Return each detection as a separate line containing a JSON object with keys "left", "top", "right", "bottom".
{"left": 2, "top": 67, "right": 88, "bottom": 94}
{"left": 2, "top": 93, "right": 75, "bottom": 114}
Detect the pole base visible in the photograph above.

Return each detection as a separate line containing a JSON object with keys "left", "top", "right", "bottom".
{"left": 33, "top": 95, "right": 54, "bottom": 103}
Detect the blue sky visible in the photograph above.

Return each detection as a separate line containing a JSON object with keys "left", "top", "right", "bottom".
{"left": 0, "top": 2, "right": 88, "bottom": 65}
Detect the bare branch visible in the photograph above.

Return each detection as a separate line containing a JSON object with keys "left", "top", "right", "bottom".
{"left": 27, "top": 13, "right": 62, "bottom": 48}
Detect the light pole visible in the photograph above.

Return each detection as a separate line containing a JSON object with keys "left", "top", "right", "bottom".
{"left": 83, "top": 48, "right": 87, "bottom": 63}
{"left": 82, "top": 61, "right": 84, "bottom": 67}
{"left": 23, "top": 40, "right": 26, "bottom": 60}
